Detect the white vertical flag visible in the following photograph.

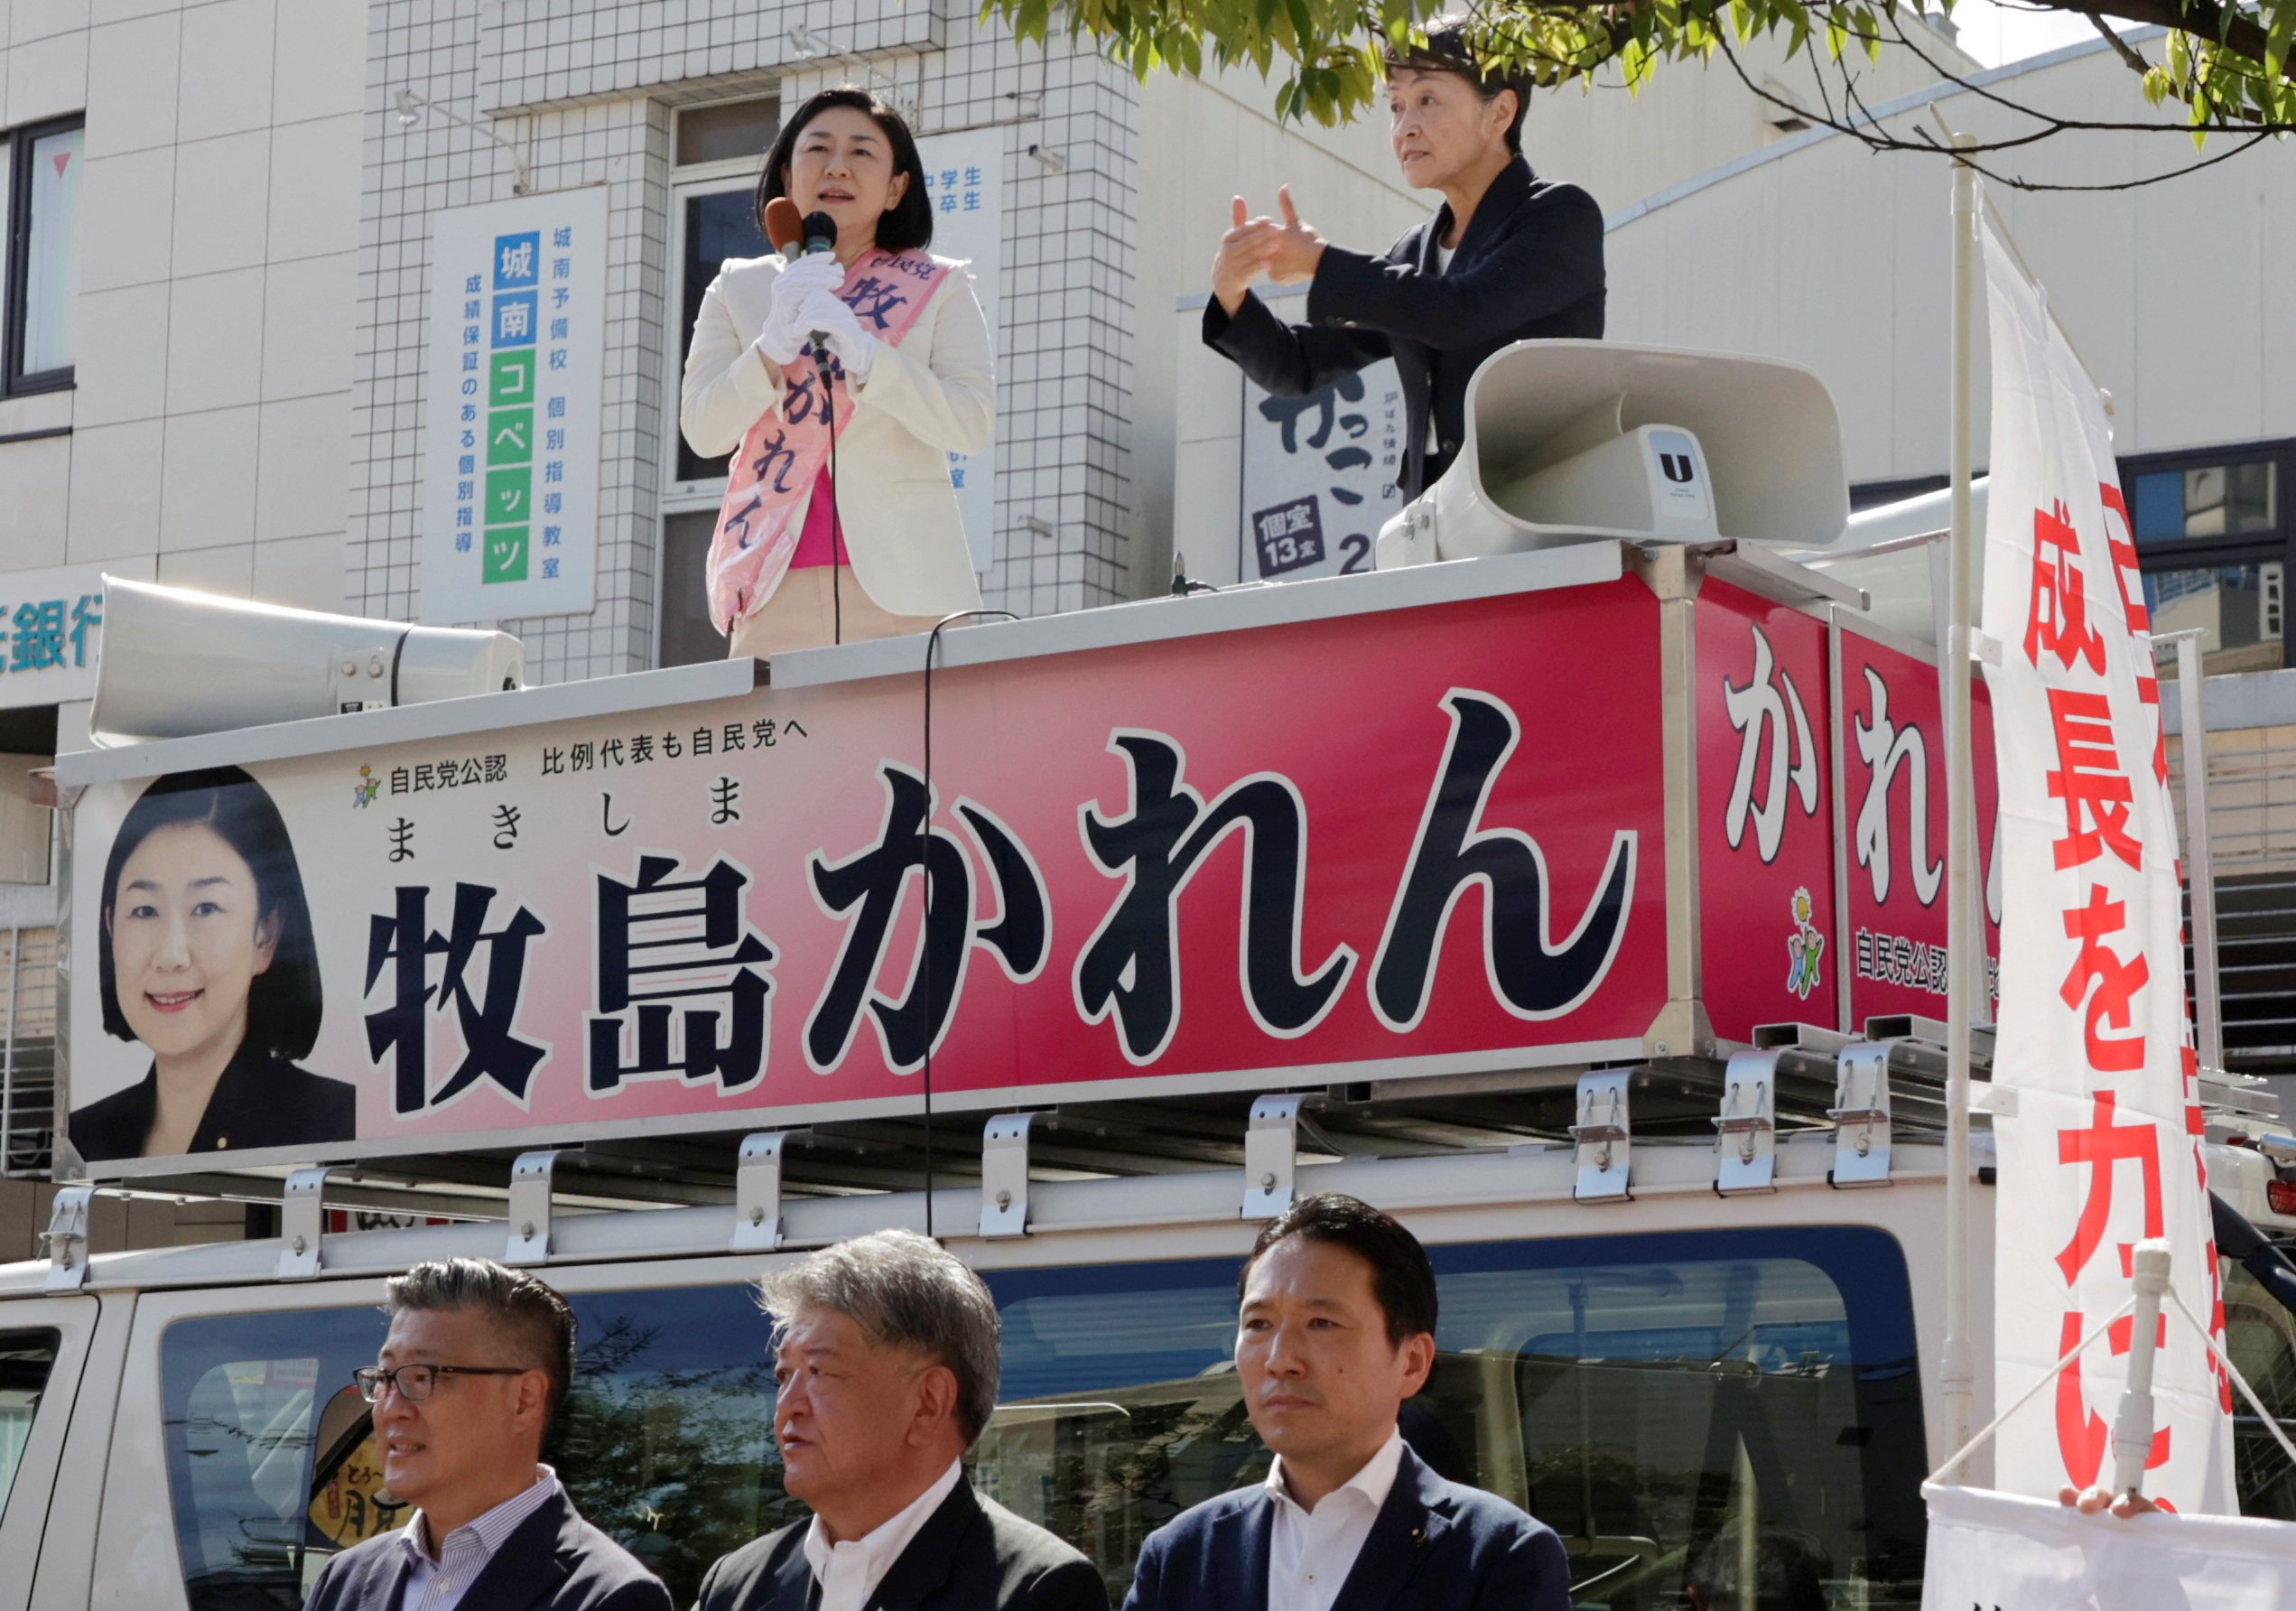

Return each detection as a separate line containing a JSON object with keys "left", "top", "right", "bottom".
{"left": 1977, "top": 216, "right": 2235, "bottom": 1513}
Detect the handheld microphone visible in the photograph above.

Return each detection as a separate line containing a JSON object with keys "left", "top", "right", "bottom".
{"left": 762, "top": 200, "right": 841, "bottom": 353}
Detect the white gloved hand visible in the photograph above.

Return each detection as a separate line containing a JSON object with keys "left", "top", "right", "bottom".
{"left": 770, "top": 251, "right": 847, "bottom": 306}
{"left": 754, "top": 253, "right": 846, "bottom": 368}
{"left": 799, "top": 289, "right": 877, "bottom": 385}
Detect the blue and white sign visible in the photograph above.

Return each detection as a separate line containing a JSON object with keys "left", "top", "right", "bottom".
{"left": 0, "top": 556, "right": 150, "bottom": 711}
{"left": 421, "top": 188, "right": 609, "bottom": 624}
{"left": 915, "top": 129, "right": 1002, "bottom": 576}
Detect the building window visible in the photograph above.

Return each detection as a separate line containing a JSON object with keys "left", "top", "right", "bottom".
{"left": 4, "top": 116, "right": 83, "bottom": 395}
{"left": 2122, "top": 441, "right": 2295, "bottom": 677}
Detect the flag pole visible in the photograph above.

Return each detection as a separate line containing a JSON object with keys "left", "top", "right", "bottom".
{"left": 1942, "top": 129, "right": 1981, "bottom": 1459}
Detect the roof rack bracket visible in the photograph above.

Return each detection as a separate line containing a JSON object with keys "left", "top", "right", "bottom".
{"left": 1243, "top": 1094, "right": 1306, "bottom": 1218}
{"left": 732, "top": 1132, "right": 790, "bottom": 1252}
{"left": 980, "top": 1113, "right": 1036, "bottom": 1239}
{"left": 1571, "top": 1070, "right": 1633, "bottom": 1203}
{"left": 506, "top": 1150, "right": 560, "bottom": 1265}
{"left": 1828, "top": 1041, "right": 1894, "bottom": 1187}
{"left": 1714, "top": 1050, "right": 1779, "bottom": 1195}
{"left": 42, "top": 1186, "right": 97, "bottom": 1294}
{"left": 277, "top": 1167, "right": 333, "bottom": 1280}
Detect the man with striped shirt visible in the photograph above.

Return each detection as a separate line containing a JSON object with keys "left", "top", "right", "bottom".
{"left": 308, "top": 1257, "right": 672, "bottom": 1611}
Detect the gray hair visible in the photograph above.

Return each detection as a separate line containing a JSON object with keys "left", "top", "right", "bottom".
{"left": 384, "top": 1256, "right": 577, "bottom": 1428}
{"left": 759, "top": 1230, "right": 1001, "bottom": 1445}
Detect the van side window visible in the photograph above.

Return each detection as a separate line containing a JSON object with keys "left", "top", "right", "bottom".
{"left": 0, "top": 1329, "right": 60, "bottom": 1525}
{"left": 159, "top": 1229, "right": 1925, "bottom": 1609}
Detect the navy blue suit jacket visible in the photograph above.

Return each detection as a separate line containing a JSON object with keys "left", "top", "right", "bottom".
{"left": 1204, "top": 156, "right": 1604, "bottom": 500}
{"left": 305, "top": 1485, "right": 673, "bottom": 1611}
{"left": 1120, "top": 1444, "right": 1570, "bottom": 1611}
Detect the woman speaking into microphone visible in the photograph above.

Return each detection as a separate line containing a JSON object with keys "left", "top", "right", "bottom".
{"left": 681, "top": 88, "right": 992, "bottom": 657}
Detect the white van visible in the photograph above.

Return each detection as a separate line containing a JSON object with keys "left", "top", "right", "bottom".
{"left": 7, "top": 1084, "right": 2296, "bottom": 1610}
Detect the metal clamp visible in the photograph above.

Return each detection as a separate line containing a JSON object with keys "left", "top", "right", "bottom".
{"left": 1570, "top": 1070, "right": 1633, "bottom": 1203}
{"left": 1242, "top": 1094, "right": 1306, "bottom": 1218}
{"left": 506, "top": 1150, "right": 561, "bottom": 1265}
{"left": 277, "top": 1167, "right": 333, "bottom": 1280}
{"left": 1713, "top": 1050, "right": 1778, "bottom": 1195}
{"left": 1827, "top": 1041, "right": 1893, "bottom": 1188}
{"left": 42, "top": 1187, "right": 96, "bottom": 1293}
{"left": 731, "top": 1132, "right": 789, "bottom": 1253}
{"left": 979, "top": 1113, "right": 1036, "bottom": 1239}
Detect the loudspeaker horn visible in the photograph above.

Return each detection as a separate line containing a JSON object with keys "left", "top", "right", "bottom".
{"left": 88, "top": 577, "right": 525, "bottom": 747}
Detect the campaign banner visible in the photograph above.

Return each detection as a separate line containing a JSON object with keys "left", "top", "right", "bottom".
{"left": 1977, "top": 217, "right": 2234, "bottom": 1511}
{"left": 420, "top": 188, "right": 609, "bottom": 625}
{"left": 1920, "top": 1483, "right": 2296, "bottom": 1608}
{"left": 1838, "top": 626, "right": 2003, "bottom": 1030}
{"left": 65, "top": 582, "right": 1672, "bottom": 1172}
{"left": 1696, "top": 581, "right": 1839, "bottom": 1041}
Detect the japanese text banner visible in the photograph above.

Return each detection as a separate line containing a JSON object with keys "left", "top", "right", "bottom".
{"left": 1977, "top": 217, "right": 2234, "bottom": 1511}
{"left": 66, "top": 585, "right": 1672, "bottom": 1171}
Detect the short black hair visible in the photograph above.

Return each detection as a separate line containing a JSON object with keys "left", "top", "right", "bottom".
{"left": 1238, "top": 1193, "right": 1438, "bottom": 1347}
{"left": 386, "top": 1257, "right": 579, "bottom": 1435}
{"left": 98, "top": 766, "right": 322, "bottom": 1060}
{"left": 1383, "top": 14, "right": 1534, "bottom": 155}
{"left": 755, "top": 86, "right": 934, "bottom": 256}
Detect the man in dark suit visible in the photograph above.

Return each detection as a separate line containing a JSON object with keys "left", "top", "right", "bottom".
{"left": 308, "top": 1257, "right": 672, "bottom": 1611}
{"left": 694, "top": 1229, "right": 1108, "bottom": 1611}
{"left": 1204, "top": 13, "right": 1603, "bottom": 503}
{"left": 1121, "top": 1194, "right": 1571, "bottom": 1611}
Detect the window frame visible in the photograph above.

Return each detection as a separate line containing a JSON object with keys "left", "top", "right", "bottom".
{"left": 2117, "top": 437, "right": 2294, "bottom": 673}
{"left": 3, "top": 114, "right": 85, "bottom": 398}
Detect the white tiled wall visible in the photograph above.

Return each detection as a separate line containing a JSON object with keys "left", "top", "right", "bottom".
{"left": 0, "top": 0, "right": 362, "bottom": 616}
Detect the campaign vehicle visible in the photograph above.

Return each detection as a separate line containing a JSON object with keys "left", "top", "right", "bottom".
{"left": 5, "top": 345, "right": 2293, "bottom": 1609}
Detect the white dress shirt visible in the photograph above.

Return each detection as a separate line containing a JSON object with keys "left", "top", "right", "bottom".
{"left": 397, "top": 1464, "right": 559, "bottom": 1611}
{"left": 801, "top": 1458, "right": 966, "bottom": 1611}
{"left": 1264, "top": 1429, "right": 1407, "bottom": 1611}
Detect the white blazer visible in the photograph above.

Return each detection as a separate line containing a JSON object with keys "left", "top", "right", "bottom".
{"left": 680, "top": 251, "right": 992, "bottom": 621}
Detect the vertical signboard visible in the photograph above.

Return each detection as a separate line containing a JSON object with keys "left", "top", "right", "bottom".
{"left": 916, "top": 130, "right": 1002, "bottom": 576}
{"left": 1240, "top": 358, "right": 1408, "bottom": 582}
{"left": 422, "top": 187, "right": 609, "bottom": 624}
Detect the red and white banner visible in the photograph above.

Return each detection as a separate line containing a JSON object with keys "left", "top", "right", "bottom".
{"left": 1978, "top": 217, "right": 2234, "bottom": 1511}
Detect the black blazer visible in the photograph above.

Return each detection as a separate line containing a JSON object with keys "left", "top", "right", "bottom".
{"left": 1120, "top": 1444, "right": 1571, "bottom": 1611}
{"left": 305, "top": 1485, "right": 674, "bottom": 1611}
{"left": 693, "top": 1479, "right": 1109, "bottom": 1611}
{"left": 68, "top": 1046, "right": 356, "bottom": 1162}
{"left": 1204, "top": 157, "right": 1604, "bottom": 499}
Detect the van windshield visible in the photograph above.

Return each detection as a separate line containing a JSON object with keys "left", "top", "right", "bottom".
{"left": 159, "top": 1225, "right": 1925, "bottom": 1608}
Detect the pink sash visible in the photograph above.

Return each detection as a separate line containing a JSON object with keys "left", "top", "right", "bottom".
{"left": 707, "top": 248, "right": 951, "bottom": 631}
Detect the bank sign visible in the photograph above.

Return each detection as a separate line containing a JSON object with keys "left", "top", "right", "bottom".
{"left": 420, "top": 188, "right": 608, "bottom": 625}
{"left": 62, "top": 563, "right": 1996, "bottom": 1175}
{"left": 0, "top": 557, "right": 149, "bottom": 711}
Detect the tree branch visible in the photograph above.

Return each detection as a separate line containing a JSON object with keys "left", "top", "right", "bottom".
{"left": 2086, "top": 11, "right": 2153, "bottom": 76}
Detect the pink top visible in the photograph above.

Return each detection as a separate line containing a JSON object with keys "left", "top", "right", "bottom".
{"left": 789, "top": 467, "right": 840, "bottom": 569}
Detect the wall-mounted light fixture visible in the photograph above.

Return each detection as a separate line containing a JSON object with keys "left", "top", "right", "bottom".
{"left": 395, "top": 89, "right": 534, "bottom": 195}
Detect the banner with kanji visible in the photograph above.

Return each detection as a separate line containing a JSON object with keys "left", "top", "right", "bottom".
{"left": 1977, "top": 216, "right": 2235, "bottom": 1511}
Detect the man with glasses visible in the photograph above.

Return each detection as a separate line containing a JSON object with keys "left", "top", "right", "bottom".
{"left": 309, "top": 1256, "right": 673, "bottom": 1611}
{"left": 693, "top": 1229, "right": 1107, "bottom": 1611}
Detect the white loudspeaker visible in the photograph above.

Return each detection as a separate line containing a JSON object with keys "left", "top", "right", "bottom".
{"left": 88, "top": 577, "right": 525, "bottom": 747}
{"left": 1377, "top": 340, "right": 1849, "bottom": 569}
